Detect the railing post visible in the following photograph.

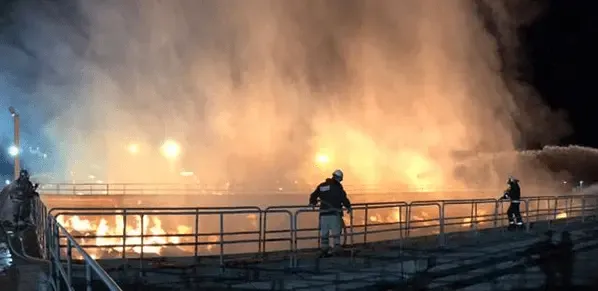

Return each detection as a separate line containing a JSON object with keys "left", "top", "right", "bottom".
{"left": 534, "top": 198, "right": 540, "bottom": 221}
{"left": 66, "top": 239, "right": 73, "bottom": 288}
{"left": 581, "top": 196, "right": 586, "bottom": 223}
{"left": 364, "top": 206, "right": 369, "bottom": 244}
{"left": 565, "top": 198, "right": 571, "bottom": 225}
{"left": 524, "top": 201, "right": 531, "bottom": 232}
{"left": 194, "top": 209, "right": 200, "bottom": 257}
{"left": 85, "top": 262, "right": 92, "bottom": 291}
{"left": 349, "top": 210, "right": 355, "bottom": 257}
{"left": 406, "top": 204, "right": 412, "bottom": 238}
{"left": 139, "top": 214, "right": 145, "bottom": 276}
{"left": 291, "top": 211, "right": 297, "bottom": 269}
{"left": 399, "top": 206, "right": 405, "bottom": 245}
{"left": 439, "top": 203, "right": 446, "bottom": 247}
{"left": 122, "top": 210, "right": 128, "bottom": 257}
{"left": 53, "top": 222, "right": 61, "bottom": 291}
{"left": 258, "top": 210, "right": 264, "bottom": 255}
{"left": 471, "top": 202, "right": 478, "bottom": 233}
{"left": 47, "top": 217, "right": 55, "bottom": 290}
{"left": 219, "top": 212, "right": 224, "bottom": 271}
{"left": 261, "top": 209, "right": 268, "bottom": 256}
{"left": 553, "top": 197, "right": 559, "bottom": 220}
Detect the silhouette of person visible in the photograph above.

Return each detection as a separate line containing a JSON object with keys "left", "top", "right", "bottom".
{"left": 555, "top": 231, "right": 574, "bottom": 288}
{"left": 521, "top": 230, "right": 556, "bottom": 290}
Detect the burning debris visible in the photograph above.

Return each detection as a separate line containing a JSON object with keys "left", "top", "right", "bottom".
{"left": 54, "top": 205, "right": 515, "bottom": 260}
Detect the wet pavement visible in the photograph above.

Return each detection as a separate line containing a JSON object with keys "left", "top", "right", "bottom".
{"left": 0, "top": 241, "right": 14, "bottom": 272}
{"left": 0, "top": 235, "right": 19, "bottom": 290}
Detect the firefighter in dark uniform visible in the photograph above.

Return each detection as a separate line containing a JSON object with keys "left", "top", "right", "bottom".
{"left": 309, "top": 169, "right": 352, "bottom": 257}
{"left": 10, "top": 169, "right": 39, "bottom": 226}
{"left": 500, "top": 176, "right": 523, "bottom": 230}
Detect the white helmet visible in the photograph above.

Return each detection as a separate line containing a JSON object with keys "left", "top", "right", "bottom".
{"left": 332, "top": 169, "right": 344, "bottom": 182}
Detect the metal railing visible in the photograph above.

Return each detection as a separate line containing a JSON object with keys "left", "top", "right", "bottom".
{"left": 34, "top": 193, "right": 598, "bottom": 289}
{"left": 41, "top": 194, "right": 597, "bottom": 261}
{"left": 38, "top": 183, "right": 508, "bottom": 195}
{"left": 46, "top": 215, "right": 123, "bottom": 291}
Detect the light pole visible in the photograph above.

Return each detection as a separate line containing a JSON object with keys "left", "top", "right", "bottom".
{"left": 8, "top": 106, "right": 20, "bottom": 180}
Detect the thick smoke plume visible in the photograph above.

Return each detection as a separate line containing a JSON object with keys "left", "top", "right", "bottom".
{"left": 0, "top": 0, "right": 568, "bottom": 190}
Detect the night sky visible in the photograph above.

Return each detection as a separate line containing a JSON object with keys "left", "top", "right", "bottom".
{"left": 0, "top": 0, "right": 596, "bottom": 178}
{"left": 523, "top": 0, "right": 598, "bottom": 147}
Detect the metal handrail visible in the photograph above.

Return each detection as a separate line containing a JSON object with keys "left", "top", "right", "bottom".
{"left": 44, "top": 195, "right": 596, "bottom": 257}
{"left": 38, "top": 182, "right": 509, "bottom": 195}
{"left": 47, "top": 215, "right": 122, "bottom": 291}
{"left": 36, "top": 194, "right": 598, "bottom": 290}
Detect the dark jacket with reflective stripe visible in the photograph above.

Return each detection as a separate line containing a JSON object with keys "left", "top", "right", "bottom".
{"left": 503, "top": 182, "right": 521, "bottom": 202}
{"left": 309, "top": 178, "right": 352, "bottom": 216}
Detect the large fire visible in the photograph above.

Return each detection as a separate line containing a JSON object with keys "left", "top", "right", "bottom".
{"left": 56, "top": 214, "right": 221, "bottom": 259}
{"left": 56, "top": 206, "right": 506, "bottom": 260}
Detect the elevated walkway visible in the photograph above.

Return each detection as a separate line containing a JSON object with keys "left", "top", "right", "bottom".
{"left": 4, "top": 192, "right": 598, "bottom": 290}
{"left": 82, "top": 219, "right": 598, "bottom": 290}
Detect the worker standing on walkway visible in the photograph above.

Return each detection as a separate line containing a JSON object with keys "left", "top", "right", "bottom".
{"left": 9, "top": 169, "right": 39, "bottom": 227}
{"left": 500, "top": 176, "right": 523, "bottom": 230}
{"left": 309, "top": 169, "right": 352, "bottom": 257}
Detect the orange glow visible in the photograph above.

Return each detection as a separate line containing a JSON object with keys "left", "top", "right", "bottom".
{"left": 57, "top": 215, "right": 227, "bottom": 258}
{"left": 315, "top": 152, "right": 330, "bottom": 166}
{"left": 127, "top": 143, "right": 140, "bottom": 154}
{"left": 46, "top": 1, "right": 564, "bottom": 191}
{"left": 160, "top": 140, "right": 181, "bottom": 159}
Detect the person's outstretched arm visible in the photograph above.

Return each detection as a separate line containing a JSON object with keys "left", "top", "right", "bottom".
{"left": 309, "top": 186, "right": 320, "bottom": 206}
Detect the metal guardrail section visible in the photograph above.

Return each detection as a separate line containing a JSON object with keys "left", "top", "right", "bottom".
{"left": 46, "top": 216, "right": 123, "bottom": 291}
{"left": 32, "top": 194, "right": 598, "bottom": 289}
{"left": 38, "top": 183, "right": 506, "bottom": 195}
{"left": 40, "top": 195, "right": 598, "bottom": 268}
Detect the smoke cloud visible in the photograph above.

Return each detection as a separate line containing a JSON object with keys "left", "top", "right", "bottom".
{"left": 0, "top": 0, "right": 568, "bottom": 190}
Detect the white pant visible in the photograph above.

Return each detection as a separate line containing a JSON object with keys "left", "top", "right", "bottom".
{"left": 320, "top": 215, "right": 341, "bottom": 250}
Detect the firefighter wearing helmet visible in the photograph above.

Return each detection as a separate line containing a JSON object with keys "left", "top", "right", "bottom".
{"left": 309, "top": 169, "right": 352, "bottom": 257}
{"left": 500, "top": 176, "right": 523, "bottom": 230}
{"left": 10, "top": 169, "right": 39, "bottom": 227}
